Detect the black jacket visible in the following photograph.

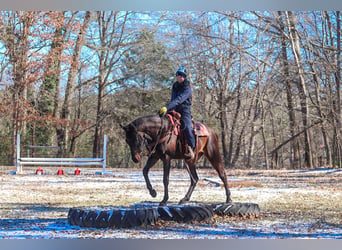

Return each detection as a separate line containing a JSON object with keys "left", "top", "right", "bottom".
{"left": 166, "top": 80, "right": 192, "bottom": 113}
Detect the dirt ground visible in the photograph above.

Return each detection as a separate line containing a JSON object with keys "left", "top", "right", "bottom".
{"left": 0, "top": 166, "right": 341, "bottom": 239}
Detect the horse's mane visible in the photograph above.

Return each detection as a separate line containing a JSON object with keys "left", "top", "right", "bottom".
{"left": 131, "top": 114, "right": 162, "bottom": 131}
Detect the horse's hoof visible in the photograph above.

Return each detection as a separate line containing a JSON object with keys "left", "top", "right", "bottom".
{"left": 150, "top": 189, "right": 157, "bottom": 198}
{"left": 178, "top": 199, "right": 188, "bottom": 205}
{"left": 159, "top": 201, "right": 167, "bottom": 206}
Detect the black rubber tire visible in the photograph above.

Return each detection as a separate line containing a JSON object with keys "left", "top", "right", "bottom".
{"left": 74, "top": 209, "right": 86, "bottom": 227}
{"left": 108, "top": 210, "right": 123, "bottom": 228}
{"left": 132, "top": 202, "right": 214, "bottom": 223}
{"left": 68, "top": 202, "right": 259, "bottom": 229}
{"left": 94, "top": 211, "right": 110, "bottom": 228}
{"left": 156, "top": 205, "right": 174, "bottom": 221}
{"left": 211, "top": 202, "right": 260, "bottom": 217}
{"left": 160, "top": 206, "right": 186, "bottom": 222}
{"left": 83, "top": 210, "right": 99, "bottom": 228}
{"left": 67, "top": 207, "right": 158, "bottom": 229}
{"left": 189, "top": 205, "right": 214, "bottom": 221}
{"left": 67, "top": 208, "right": 78, "bottom": 226}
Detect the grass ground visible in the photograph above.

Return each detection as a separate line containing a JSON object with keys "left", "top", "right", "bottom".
{"left": 0, "top": 166, "right": 341, "bottom": 238}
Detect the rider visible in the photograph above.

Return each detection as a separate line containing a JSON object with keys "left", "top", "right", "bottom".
{"left": 159, "top": 66, "right": 195, "bottom": 160}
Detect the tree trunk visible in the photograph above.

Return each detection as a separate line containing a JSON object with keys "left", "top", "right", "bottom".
{"left": 60, "top": 11, "right": 91, "bottom": 157}
{"left": 285, "top": 11, "right": 313, "bottom": 168}
{"left": 308, "top": 59, "right": 332, "bottom": 166}
{"left": 35, "top": 12, "right": 65, "bottom": 149}
{"left": 277, "top": 11, "right": 301, "bottom": 169}
{"left": 219, "top": 92, "right": 229, "bottom": 167}
{"left": 227, "top": 90, "right": 241, "bottom": 168}
{"left": 6, "top": 12, "right": 32, "bottom": 165}
{"left": 93, "top": 67, "right": 105, "bottom": 158}
{"left": 334, "top": 11, "right": 341, "bottom": 167}
{"left": 260, "top": 109, "right": 269, "bottom": 170}
{"left": 246, "top": 92, "right": 259, "bottom": 168}
{"left": 335, "top": 11, "right": 341, "bottom": 132}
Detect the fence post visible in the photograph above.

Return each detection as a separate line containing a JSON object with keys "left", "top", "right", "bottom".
{"left": 102, "top": 135, "right": 107, "bottom": 174}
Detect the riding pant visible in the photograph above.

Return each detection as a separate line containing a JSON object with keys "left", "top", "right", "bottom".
{"left": 179, "top": 108, "right": 196, "bottom": 149}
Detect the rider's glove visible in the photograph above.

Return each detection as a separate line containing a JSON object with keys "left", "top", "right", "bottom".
{"left": 159, "top": 106, "right": 167, "bottom": 116}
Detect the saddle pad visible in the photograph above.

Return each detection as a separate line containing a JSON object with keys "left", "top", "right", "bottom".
{"left": 194, "top": 122, "right": 209, "bottom": 137}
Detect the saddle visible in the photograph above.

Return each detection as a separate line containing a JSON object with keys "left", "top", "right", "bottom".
{"left": 166, "top": 111, "right": 209, "bottom": 150}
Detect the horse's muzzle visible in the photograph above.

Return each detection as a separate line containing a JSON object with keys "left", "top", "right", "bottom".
{"left": 132, "top": 153, "right": 141, "bottom": 163}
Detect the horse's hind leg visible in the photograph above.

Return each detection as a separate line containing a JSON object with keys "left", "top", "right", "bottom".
{"left": 204, "top": 136, "right": 232, "bottom": 203}
{"left": 215, "top": 163, "right": 232, "bottom": 203}
{"left": 208, "top": 158, "right": 232, "bottom": 203}
{"left": 143, "top": 156, "right": 160, "bottom": 198}
{"left": 179, "top": 162, "right": 199, "bottom": 204}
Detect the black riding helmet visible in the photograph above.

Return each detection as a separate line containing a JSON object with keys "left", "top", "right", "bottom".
{"left": 176, "top": 66, "right": 187, "bottom": 78}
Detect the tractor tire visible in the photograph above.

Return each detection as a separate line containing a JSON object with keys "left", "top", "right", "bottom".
{"left": 211, "top": 202, "right": 260, "bottom": 217}
{"left": 158, "top": 204, "right": 214, "bottom": 222}
{"left": 67, "top": 206, "right": 158, "bottom": 229}
{"left": 131, "top": 202, "right": 214, "bottom": 223}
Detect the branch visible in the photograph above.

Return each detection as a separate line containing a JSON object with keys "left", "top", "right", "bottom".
{"left": 269, "top": 119, "right": 323, "bottom": 155}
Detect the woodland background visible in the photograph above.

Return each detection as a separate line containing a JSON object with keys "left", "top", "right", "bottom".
{"left": 0, "top": 11, "right": 341, "bottom": 169}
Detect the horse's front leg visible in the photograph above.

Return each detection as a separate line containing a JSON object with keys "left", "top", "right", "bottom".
{"left": 159, "top": 155, "right": 171, "bottom": 206}
{"left": 142, "top": 156, "right": 160, "bottom": 198}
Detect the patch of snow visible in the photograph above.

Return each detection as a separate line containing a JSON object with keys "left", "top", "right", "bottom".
{"left": 0, "top": 218, "right": 341, "bottom": 239}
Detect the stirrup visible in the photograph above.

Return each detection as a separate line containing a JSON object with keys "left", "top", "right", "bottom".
{"left": 184, "top": 146, "right": 195, "bottom": 160}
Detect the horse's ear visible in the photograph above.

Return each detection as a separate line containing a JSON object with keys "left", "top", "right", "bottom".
{"left": 120, "top": 124, "right": 127, "bottom": 131}
{"left": 131, "top": 123, "right": 138, "bottom": 131}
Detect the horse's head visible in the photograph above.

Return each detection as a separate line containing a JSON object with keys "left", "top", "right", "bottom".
{"left": 121, "top": 115, "right": 167, "bottom": 163}
{"left": 121, "top": 123, "right": 146, "bottom": 163}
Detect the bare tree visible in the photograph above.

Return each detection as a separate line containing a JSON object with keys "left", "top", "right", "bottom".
{"left": 59, "top": 11, "right": 91, "bottom": 157}
{"left": 276, "top": 11, "right": 301, "bottom": 168}
{"left": 285, "top": 11, "right": 314, "bottom": 168}
{"left": 89, "top": 11, "right": 133, "bottom": 157}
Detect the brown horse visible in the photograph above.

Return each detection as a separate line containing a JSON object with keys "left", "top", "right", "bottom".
{"left": 121, "top": 112, "right": 232, "bottom": 206}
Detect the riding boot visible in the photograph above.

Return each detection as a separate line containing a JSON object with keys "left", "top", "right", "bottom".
{"left": 184, "top": 145, "right": 195, "bottom": 160}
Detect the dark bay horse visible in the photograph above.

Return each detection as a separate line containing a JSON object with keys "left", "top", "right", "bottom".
{"left": 121, "top": 113, "right": 232, "bottom": 206}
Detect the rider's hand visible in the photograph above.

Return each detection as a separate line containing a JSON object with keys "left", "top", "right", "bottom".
{"left": 159, "top": 106, "right": 167, "bottom": 116}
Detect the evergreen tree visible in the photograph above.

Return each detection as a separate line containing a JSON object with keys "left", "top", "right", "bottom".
{"left": 123, "top": 29, "right": 174, "bottom": 89}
